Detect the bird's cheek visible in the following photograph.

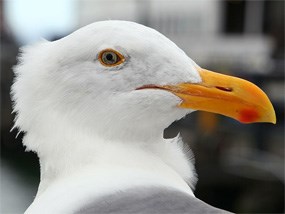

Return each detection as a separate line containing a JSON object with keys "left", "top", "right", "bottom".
{"left": 131, "top": 89, "right": 181, "bottom": 110}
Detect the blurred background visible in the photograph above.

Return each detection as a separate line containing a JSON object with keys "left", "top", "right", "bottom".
{"left": 1, "top": 0, "right": 284, "bottom": 213}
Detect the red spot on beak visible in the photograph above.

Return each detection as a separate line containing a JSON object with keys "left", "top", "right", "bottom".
{"left": 239, "top": 109, "right": 259, "bottom": 123}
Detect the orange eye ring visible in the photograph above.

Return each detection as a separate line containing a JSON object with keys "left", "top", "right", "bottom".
{"left": 98, "top": 49, "right": 125, "bottom": 67}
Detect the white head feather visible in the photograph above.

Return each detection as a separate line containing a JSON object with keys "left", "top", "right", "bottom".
{"left": 11, "top": 21, "right": 201, "bottom": 199}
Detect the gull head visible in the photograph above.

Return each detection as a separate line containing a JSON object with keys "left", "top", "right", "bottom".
{"left": 11, "top": 20, "right": 275, "bottom": 151}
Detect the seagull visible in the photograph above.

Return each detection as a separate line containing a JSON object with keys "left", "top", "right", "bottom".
{"left": 11, "top": 20, "right": 276, "bottom": 214}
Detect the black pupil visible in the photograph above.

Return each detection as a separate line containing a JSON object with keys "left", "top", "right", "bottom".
{"left": 106, "top": 53, "right": 113, "bottom": 61}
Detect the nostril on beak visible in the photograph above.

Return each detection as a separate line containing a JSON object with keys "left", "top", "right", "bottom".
{"left": 215, "top": 86, "right": 233, "bottom": 92}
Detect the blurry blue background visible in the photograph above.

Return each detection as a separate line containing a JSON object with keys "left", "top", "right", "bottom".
{"left": 1, "top": 0, "right": 284, "bottom": 213}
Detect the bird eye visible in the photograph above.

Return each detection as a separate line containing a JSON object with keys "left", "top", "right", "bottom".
{"left": 98, "top": 49, "right": 125, "bottom": 67}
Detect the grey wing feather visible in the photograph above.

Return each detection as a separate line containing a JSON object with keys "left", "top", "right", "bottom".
{"left": 74, "top": 187, "right": 233, "bottom": 214}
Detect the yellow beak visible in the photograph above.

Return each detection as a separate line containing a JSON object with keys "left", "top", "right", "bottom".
{"left": 167, "top": 67, "right": 276, "bottom": 124}
{"left": 138, "top": 67, "right": 276, "bottom": 124}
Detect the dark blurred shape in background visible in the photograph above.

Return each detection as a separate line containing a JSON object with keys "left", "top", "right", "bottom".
{"left": 1, "top": 0, "right": 284, "bottom": 213}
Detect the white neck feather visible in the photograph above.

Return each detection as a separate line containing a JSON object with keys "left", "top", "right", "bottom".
{"left": 22, "top": 112, "right": 196, "bottom": 213}
{"left": 35, "top": 129, "right": 196, "bottom": 194}
{"left": 24, "top": 117, "right": 195, "bottom": 196}
{"left": 27, "top": 163, "right": 194, "bottom": 214}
